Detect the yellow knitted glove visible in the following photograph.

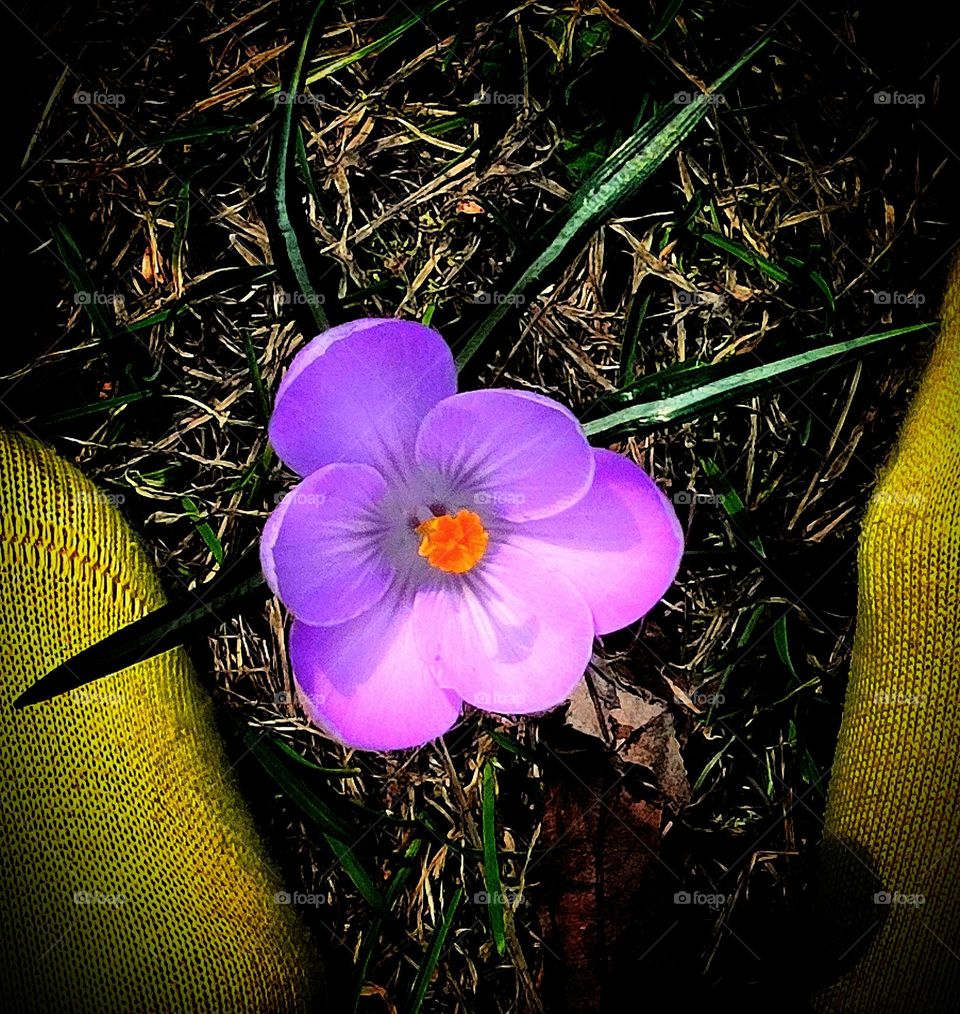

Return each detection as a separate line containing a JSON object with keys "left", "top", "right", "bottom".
{"left": 0, "top": 430, "right": 322, "bottom": 1012}
{"left": 813, "top": 263, "right": 960, "bottom": 1011}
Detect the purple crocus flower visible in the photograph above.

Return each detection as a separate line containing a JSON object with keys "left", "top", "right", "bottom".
{"left": 261, "top": 319, "right": 683, "bottom": 751}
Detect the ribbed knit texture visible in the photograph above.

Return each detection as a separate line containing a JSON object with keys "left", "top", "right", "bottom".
{"left": 813, "top": 263, "right": 960, "bottom": 1011}
{"left": 0, "top": 430, "right": 321, "bottom": 1013}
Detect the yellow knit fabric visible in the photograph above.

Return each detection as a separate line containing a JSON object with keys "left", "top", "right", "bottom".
{"left": 0, "top": 430, "right": 322, "bottom": 1012}
{"left": 813, "top": 263, "right": 960, "bottom": 1011}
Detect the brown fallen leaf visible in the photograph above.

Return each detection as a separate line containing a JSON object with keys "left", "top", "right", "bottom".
{"left": 565, "top": 668, "right": 690, "bottom": 809}
{"left": 455, "top": 198, "right": 485, "bottom": 215}
{"left": 535, "top": 666, "right": 692, "bottom": 1011}
{"left": 535, "top": 756, "right": 676, "bottom": 1013}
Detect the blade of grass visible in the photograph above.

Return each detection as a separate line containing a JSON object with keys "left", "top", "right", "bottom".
{"left": 243, "top": 331, "right": 271, "bottom": 426}
{"left": 298, "top": 0, "right": 454, "bottom": 88}
{"left": 701, "top": 457, "right": 764, "bottom": 556}
{"left": 171, "top": 180, "right": 190, "bottom": 296}
{"left": 697, "top": 230, "right": 790, "bottom": 284}
{"left": 38, "top": 390, "right": 153, "bottom": 425}
{"left": 404, "top": 887, "right": 463, "bottom": 1014}
{"left": 583, "top": 322, "right": 935, "bottom": 437}
{"left": 270, "top": 0, "right": 331, "bottom": 333}
{"left": 650, "top": 0, "right": 686, "bottom": 39}
{"left": 352, "top": 838, "right": 425, "bottom": 1013}
{"left": 619, "top": 289, "right": 650, "bottom": 387}
{"left": 180, "top": 496, "right": 224, "bottom": 566}
{"left": 245, "top": 730, "right": 386, "bottom": 913}
{"left": 481, "top": 761, "right": 506, "bottom": 955}
{"left": 53, "top": 222, "right": 119, "bottom": 344}
{"left": 456, "top": 39, "right": 767, "bottom": 371}
{"left": 14, "top": 556, "right": 267, "bottom": 708}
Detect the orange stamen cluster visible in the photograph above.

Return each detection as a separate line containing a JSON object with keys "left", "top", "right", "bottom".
{"left": 416, "top": 509, "right": 489, "bottom": 574}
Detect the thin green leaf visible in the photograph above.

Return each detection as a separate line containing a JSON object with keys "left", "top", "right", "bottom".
{"left": 144, "top": 123, "right": 247, "bottom": 146}
{"left": 701, "top": 457, "right": 765, "bottom": 557}
{"left": 698, "top": 230, "right": 791, "bottom": 283}
{"left": 14, "top": 557, "right": 267, "bottom": 708}
{"left": 456, "top": 39, "right": 767, "bottom": 370}
{"left": 404, "top": 887, "right": 463, "bottom": 1014}
{"left": 583, "top": 322, "right": 935, "bottom": 437}
{"left": 53, "top": 222, "right": 117, "bottom": 343}
{"left": 650, "top": 0, "right": 686, "bottom": 39}
{"left": 246, "top": 731, "right": 387, "bottom": 913}
{"left": 299, "top": 1, "right": 454, "bottom": 88}
{"left": 352, "top": 838, "right": 424, "bottom": 1013}
{"left": 39, "top": 390, "right": 153, "bottom": 425}
{"left": 294, "top": 123, "right": 322, "bottom": 204}
{"left": 181, "top": 496, "right": 224, "bottom": 566}
{"left": 481, "top": 761, "right": 506, "bottom": 955}
{"left": 270, "top": 0, "right": 331, "bottom": 332}
{"left": 773, "top": 615, "right": 799, "bottom": 680}
{"left": 243, "top": 331, "right": 271, "bottom": 426}
{"left": 170, "top": 180, "right": 191, "bottom": 293}
{"left": 619, "top": 289, "right": 650, "bottom": 387}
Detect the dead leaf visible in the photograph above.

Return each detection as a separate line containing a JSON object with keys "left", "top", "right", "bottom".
{"left": 565, "top": 671, "right": 690, "bottom": 808}
{"left": 455, "top": 198, "right": 485, "bottom": 215}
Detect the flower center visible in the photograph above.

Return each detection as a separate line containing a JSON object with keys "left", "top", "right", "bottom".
{"left": 415, "top": 509, "right": 489, "bottom": 574}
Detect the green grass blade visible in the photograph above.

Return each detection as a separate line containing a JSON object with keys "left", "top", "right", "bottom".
{"left": 39, "top": 390, "right": 153, "bottom": 425}
{"left": 583, "top": 322, "right": 935, "bottom": 437}
{"left": 171, "top": 180, "right": 190, "bottom": 292}
{"left": 773, "top": 615, "right": 799, "bottom": 680}
{"left": 650, "top": 0, "right": 686, "bottom": 39}
{"left": 481, "top": 761, "right": 506, "bottom": 955}
{"left": 270, "top": 0, "right": 331, "bottom": 332}
{"left": 352, "top": 838, "right": 425, "bottom": 1013}
{"left": 298, "top": 0, "right": 454, "bottom": 88}
{"left": 404, "top": 887, "right": 463, "bottom": 1014}
{"left": 14, "top": 556, "right": 267, "bottom": 708}
{"left": 698, "top": 230, "right": 790, "bottom": 283}
{"left": 701, "top": 457, "right": 764, "bottom": 557}
{"left": 246, "top": 731, "right": 387, "bottom": 913}
{"left": 180, "top": 496, "right": 224, "bottom": 566}
{"left": 456, "top": 39, "right": 767, "bottom": 371}
{"left": 619, "top": 289, "right": 650, "bottom": 386}
{"left": 53, "top": 222, "right": 118, "bottom": 344}
{"left": 243, "top": 331, "right": 271, "bottom": 426}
